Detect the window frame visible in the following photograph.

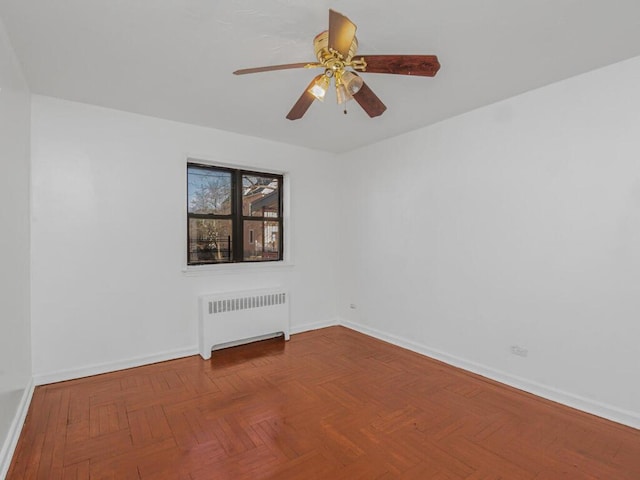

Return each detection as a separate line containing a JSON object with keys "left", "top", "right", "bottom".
{"left": 187, "top": 162, "right": 284, "bottom": 265}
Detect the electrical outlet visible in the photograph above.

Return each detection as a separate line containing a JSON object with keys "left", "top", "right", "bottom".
{"left": 510, "top": 345, "right": 528, "bottom": 357}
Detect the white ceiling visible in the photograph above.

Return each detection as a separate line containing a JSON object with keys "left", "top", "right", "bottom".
{"left": 2, "top": 1, "right": 640, "bottom": 153}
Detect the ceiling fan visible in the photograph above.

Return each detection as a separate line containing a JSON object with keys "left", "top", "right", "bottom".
{"left": 233, "top": 9, "right": 441, "bottom": 120}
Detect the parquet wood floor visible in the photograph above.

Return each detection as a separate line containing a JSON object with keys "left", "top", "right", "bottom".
{"left": 7, "top": 326, "right": 640, "bottom": 479}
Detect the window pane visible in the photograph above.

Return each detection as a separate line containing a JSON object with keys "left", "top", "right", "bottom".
{"left": 188, "top": 166, "right": 232, "bottom": 215}
{"left": 242, "top": 175, "right": 280, "bottom": 217}
{"left": 188, "top": 218, "right": 232, "bottom": 263}
{"left": 243, "top": 220, "right": 280, "bottom": 261}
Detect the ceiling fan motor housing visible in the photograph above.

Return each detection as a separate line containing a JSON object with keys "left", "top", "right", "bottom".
{"left": 314, "top": 30, "right": 358, "bottom": 64}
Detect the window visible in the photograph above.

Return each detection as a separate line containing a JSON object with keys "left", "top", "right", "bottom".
{"left": 187, "top": 163, "right": 283, "bottom": 265}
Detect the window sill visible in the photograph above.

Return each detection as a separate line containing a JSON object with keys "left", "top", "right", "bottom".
{"left": 181, "top": 261, "right": 295, "bottom": 276}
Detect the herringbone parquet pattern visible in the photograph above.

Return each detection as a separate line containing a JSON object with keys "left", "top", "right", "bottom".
{"left": 8, "top": 326, "right": 640, "bottom": 479}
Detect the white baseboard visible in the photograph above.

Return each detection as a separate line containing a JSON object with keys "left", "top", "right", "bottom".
{"left": 32, "top": 318, "right": 343, "bottom": 386}
{"left": 0, "top": 378, "right": 35, "bottom": 480}
{"left": 290, "top": 317, "right": 340, "bottom": 335}
{"left": 341, "top": 319, "right": 640, "bottom": 430}
{"left": 33, "top": 346, "right": 199, "bottom": 386}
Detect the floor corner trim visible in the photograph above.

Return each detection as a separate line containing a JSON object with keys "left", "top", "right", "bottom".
{"left": 32, "top": 346, "right": 199, "bottom": 386}
{"left": 0, "top": 378, "right": 35, "bottom": 480}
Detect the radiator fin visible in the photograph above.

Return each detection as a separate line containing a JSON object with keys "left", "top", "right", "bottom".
{"left": 209, "top": 293, "right": 287, "bottom": 315}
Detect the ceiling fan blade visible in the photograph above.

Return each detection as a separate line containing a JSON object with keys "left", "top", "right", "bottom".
{"left": 286, "top": 75, "right": 322, "bottom": 120}
{"left": 328, "top": 9, "right": 357, "bottom": 59}
{"left": 352, "top": 80, "right": 387, "bottom": 118}
{"left": 233, "top": 62, "right": 320, "bottom": 75}
{"left": 357, "top": 55, "right": 441, "bottom": 77}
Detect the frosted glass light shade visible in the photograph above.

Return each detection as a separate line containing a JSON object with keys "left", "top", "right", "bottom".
{"left": 341, "top": 70, "right": 363, "bottom": 95}
{"left": 308, "top": 75, "right": 330, "bottom": 101}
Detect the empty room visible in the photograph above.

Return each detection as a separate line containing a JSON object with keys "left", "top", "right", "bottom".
{"left": 1, "top": 1, "right": 640, "bottom": 479}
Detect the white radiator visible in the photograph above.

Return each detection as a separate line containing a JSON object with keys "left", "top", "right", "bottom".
{"left": 198, "top": 287, "right": 290, "bottom": 360}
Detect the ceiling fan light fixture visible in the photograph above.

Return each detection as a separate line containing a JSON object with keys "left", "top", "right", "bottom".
{"left": 308, "top": 74, "right": 330, "bottom": 101}
{"left": 335, "top": 69, "right": 361, "bottom": 104}
{"left": 341, "top": 70, "right": 364, "bottom": 96}
{"left": 336, "top": 82, "right": 351, "bottom": 104}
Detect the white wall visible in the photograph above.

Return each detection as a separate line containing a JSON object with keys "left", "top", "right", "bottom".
{"left": 30, "top": 96, "right": 339, "bottom": 382}
{"left": 338, "top": 56, "right": 640, "bottom": 427}
{"left": 0, "top": 16, "right": 31, "bottom": 476}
